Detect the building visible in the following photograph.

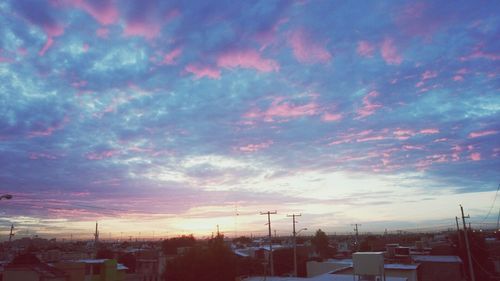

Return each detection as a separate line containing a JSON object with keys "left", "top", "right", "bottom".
{"left": 3, "top": 253, "right": 69, "bottom": 281}
{"left": 54, "top": 259, "right": 128, "bottom": 281}
{"left": 306, "top": 252, "right": 419, "bottom": 281}
{"left": 411, "top": 255, "right": 464, "bottom": 281}
{"left": 241, "top": 272, "right": 408, "bottom": 281}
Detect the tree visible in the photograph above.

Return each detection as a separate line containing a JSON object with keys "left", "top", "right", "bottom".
{"left": 311, "top": 229, "right": 330, "bottom": 258}
{"left": 165, "top": 234, "right": 263, "bottom": 281}
{"left": 233, "top": 236, "right": 252, "bottom": 245}
{"left": 162, "top": 234, "right": 196, "bottom": 255}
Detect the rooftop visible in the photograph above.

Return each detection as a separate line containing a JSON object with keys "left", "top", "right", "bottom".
{"left": 411, "top": 255, "right": 462, "bottom": 263}
{"left": 243, "top": 273, "right": 407, "bottom": 281}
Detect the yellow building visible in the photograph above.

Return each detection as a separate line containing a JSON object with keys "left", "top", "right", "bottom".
{"left": 54, "top": 259, "right": 128, "bottom": 281}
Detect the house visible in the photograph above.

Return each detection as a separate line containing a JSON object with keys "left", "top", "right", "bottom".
{"left": 3, "top": 253, "right": 69, "bottom": 281}
{"left": 411, "top": 255, "right": 464, "bottom": 281}
{"left": 53, "top": 258, "right": 128, "bottom": 281}
{"left": 307, "top": 252, "right": 419, "bottom": 281}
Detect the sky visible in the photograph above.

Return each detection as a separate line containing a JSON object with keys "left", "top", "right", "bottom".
{"left": 0, "top": 0, "right": 499, "bottom": 240}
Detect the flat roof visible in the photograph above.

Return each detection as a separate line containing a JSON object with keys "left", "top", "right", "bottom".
{"left": 243, "top": 273, "right": 407, "bottom": 281}
{"left": 322, "top": 259, "right": 418, "bottom": 270}
{"left": 75, "top": 259, "right": 108, "bottom": 264}
{"left": 385, "top": 264, "right": 419, "bottom": 270}
{"left": 412, "top": 255, "right": 462, "bottom": 263}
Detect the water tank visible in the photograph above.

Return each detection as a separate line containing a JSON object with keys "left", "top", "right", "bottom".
{"left": 353, "top": 252, "right": 384, "bottom": 276}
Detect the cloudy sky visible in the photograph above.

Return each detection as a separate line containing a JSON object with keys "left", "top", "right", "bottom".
{"left": 0, "top": 0, "right": 499, "bottom": 239}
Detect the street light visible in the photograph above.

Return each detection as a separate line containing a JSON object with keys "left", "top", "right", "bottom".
{"left": 297, "top": 228, "right": 307, "bottom": 235}
{"left": 0, "top": 194, "right": 12, "bottom": 200}
{"left": 293, "top": 227, "right": 307, "bottom": 277}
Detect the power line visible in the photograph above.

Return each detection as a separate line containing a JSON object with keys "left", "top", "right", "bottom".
{"left": 481, "top": 184, "right": 500, "bottom": 223}
{"left": 260, "top": 210, "right": 277, "bottom": 277}
{"left": 287, "top": 213, "right": 301, "bottom": 277}
{"left": 461, "top": 204, "right": 476, "bottom": 281}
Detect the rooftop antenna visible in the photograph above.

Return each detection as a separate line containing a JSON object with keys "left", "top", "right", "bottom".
{"left": 94, "top": 222, "right": 99, "bottom": 243}
{"left": 352, "top": 224, "right": 361, "bottom": 248}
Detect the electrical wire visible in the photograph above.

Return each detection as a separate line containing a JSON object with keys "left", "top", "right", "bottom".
{"left": 481, "top": 184, "right": 500, "bottom": 223}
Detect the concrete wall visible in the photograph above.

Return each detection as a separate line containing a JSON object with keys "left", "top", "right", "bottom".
{"left": 3, "top": 269, "right": 39, "bottom": 281}
{"left": 306, "top": 261, "right": 349, "bottom": 277}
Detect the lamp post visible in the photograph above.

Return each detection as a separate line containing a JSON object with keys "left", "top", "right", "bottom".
{"left": 293, "top": 227, "right": 307, "bottom": 277}
{"left": 0, "top": 194, "right": 12, "bottom": 200}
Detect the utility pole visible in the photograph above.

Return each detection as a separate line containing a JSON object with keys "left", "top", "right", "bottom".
{"left": 497, "top": 208, "right": 500, "bottom": 230}
{"left": 455, "top": 216, "right": 461, "bottom": 250}
{"left": 216, "top": 224, "right": 220, "bottom": 237}
{"left": 460, "top": 205, "right": 476, "bottom": 281}
{"left": 94, "top": 222, "right": 99, "bottom": 257}
{"left": 287, "top": 213, "right": 301, "bottom": 277}
{"left": 261, "top": 210, "right": 277, "bottom": 276}
{"left": 352, "top": 224, "right": 361, "bottom": 249}
{"left": 9, "top": 224, "right": 14, "bottom": 242}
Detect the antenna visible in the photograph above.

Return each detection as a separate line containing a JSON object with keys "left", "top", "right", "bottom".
{"left": 352, "top": 224, "right": 361, "bottom": 248}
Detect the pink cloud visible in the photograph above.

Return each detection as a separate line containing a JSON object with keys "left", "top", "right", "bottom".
{"left": 245, "top": 97, "right": 319, "bottom": 122}
{"left": 96, "top": 28, "right": 109, "bottom": 38}
{"left": 86, "top": 149, "right": 120, "bottom": 160}
{"left": 380, "top": 38, "right": 402, "bottom": 65}
{"left": 357, "top": 135, "right": 385, "bottom": 142}
{"left": 29, "top": 152, "right": 58, "bottom": 160}
{"left": 420, "top": 128, "right": 439, "bottom": 134}
{"left": 289, "top": 29, "right": 332, "bottom": 64}
{"left": 393, "top": 129, "right": 416, "bottom": 140}
{"left": 70, "top": 0, "right": 119, "bottom": 25}
{"left": 357, "top": 41, "right": 375, "bottom": 57}
{"left": 394, "top": 2, "right": 443, "bottom": 39}
{"left": 217, "top": 49, "right": 279, "bottom": 72}
{"left": 265, "top": 100, "right": 318, "bottom": 120}
{"left": 422, "top": 70, "right": 437, "bottom": 80}
{"left": 162, "top": 48, "right": 182, "bottom": 65}
{"left": 38, "top": 38, "right": 53, "bottom": 56}
{"left": 357, "top": 90, "right": 382, "bottom": 118}
{"left": 239, "top": 141, "right": 273, "bottom": 152}
{"left": 184, "top": 64, "right": 221, "bottom": 79}
{"left": 461, "top": 50, "right": 500, "bottom": 61}
{"left": 321, "top": 112, "right": 342, "bottom": 122}
{"left": 38, "top": 24, "right": 64, "bottom": 56}
{"left": 403, "top": 145, "right": 424, "bottom": 150}
{"left": 453, "top": 75, "right": 464, "bottom": 81}
{"left": 0, "top": 56, "right": 13, "bottom": 63}
{"left": 28, "top": 116, "right": 69, "bottom": 138}
{"left": 470, "top": 152, "right": 481, "bottom": 161}
{"left": 123, "top": 21, "right": 162, "bottom": 40}
{"left": 468, "top": 130, "right": 498, "bottom": 138}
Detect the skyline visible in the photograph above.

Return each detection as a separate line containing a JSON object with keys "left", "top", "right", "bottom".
{"left": 0, "top": 0, "right": 499, "bottom": 239}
